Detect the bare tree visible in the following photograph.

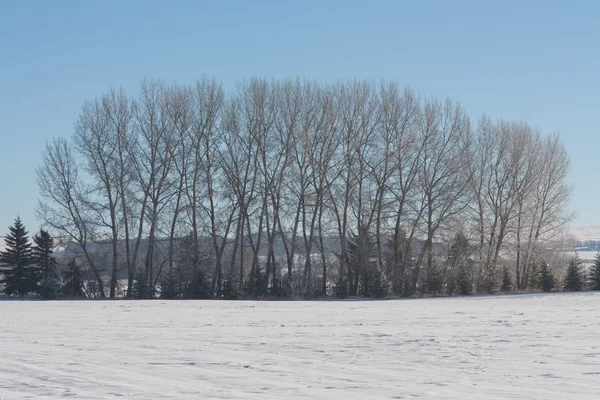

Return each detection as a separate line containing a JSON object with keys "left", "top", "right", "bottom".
{"left": 131, "top": 79, "right": 178, "bottom": 295}
{"left": 103, "top": 88, "right": 137, "bottom": 297}
{"left": 36, "top": 138, "right": 106, "bottom": 297}
{"left": 36, "top": 77, "right": 573, "bottom": 299}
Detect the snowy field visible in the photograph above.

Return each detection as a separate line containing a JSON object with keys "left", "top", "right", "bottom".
{"left": 1, "top": 294, "right": 600, "bottom": 399}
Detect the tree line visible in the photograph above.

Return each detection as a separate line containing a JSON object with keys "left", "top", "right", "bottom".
{"left": 29, "top": 77, "right": 574, "bottom": 299}
{"left": 1, "top": 217, "right": 597, "bottom": 299}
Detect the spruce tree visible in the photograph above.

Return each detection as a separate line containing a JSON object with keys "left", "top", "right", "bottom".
{"left": 538, "top": 262, "right": 555, "bottom": 292}
{"left": 0, "top": 217, "right": 35, "bottom": 297}
{"left": 132, "top": 270, "right": 151, "bottom": 299}
{"left": 186, "top": 270, "right": 212, "bottom": 299}
{"left": 221, "top": 277, "right": 239, "bottom": 300}
{"left": 62, "top": 258, "right": 85, "bottom": 298}
{"left": 160, "top": 270, "right": 179, "bottom": 299}
{"left": 32, "top": 229, "right": 59, "bottom": 299}
{"left": 501, "top": 267, "right": 513, "bottom": 293}
{"left": 334, "top": 270, "right": 349, "bottom": 298}
{"left": 249, "top": 265, "right": 266, "bottom": 297}
{"left": 426, "top": 264, "right": 445, "bottom": 296}
{"left": 476, "top": 265, "right": 497, "bottom": 294}
{"left": 564, "top": 256, "right": 583, "bottom": 292}
{"left": 588, "top": 253, "right": 600, "bottom": 291}
{"left": 368, "top": 265, "right": 390, "bottom": 299}
{"left": 456, "top": 262, "right": 472, "bottom": 296}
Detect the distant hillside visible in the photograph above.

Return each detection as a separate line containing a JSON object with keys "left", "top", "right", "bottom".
{"left": 567, "top": 225, "right": 600, "bottom": 242}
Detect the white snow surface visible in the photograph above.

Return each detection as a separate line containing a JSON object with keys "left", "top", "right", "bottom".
{"left": 1, "top": 294, "right": 600, "bottom": 399}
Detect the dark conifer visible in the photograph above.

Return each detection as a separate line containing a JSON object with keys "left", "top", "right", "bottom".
{"left": 32, "top": 229, "right": 59, "bottom": 299}
{"left": 588, "top": 253, "right": 600, "bottom": 291}
{"left": 334, "top": 270, "right": 349, "bottom": 298}
{"left": 62, "top": 258, "right": 85, "bottom": 298}
{"left": 221, "top": 278, "right": 238, "bottom": 300}
{"left": 368, "top": 265, "right": 390, "bottom": 299}
{"left": 426, "top": 264, "right": 444, "bottom": 296}
{"left": 456, "top": 262, "right": 472, "bottom": 296}
{"left": 160, "top": 270, "right": 179, "bottom": 299}
{"left": 501, "top": 267, "right": 513, "bottom": 293}
{"left": 564, "top": 256, "right": 583, "bottom": 292}
{"left": 538, "top": 262, "right": 555, "bottom": 292}
{"left": 0, "top": 217, "right": 34, "bottom": 297}
{"left": 186, "top": 270, "right": 212, "bottom": 299}
{"left": 477, "top": 265, "right": 497, "bottom": 294}
{"left": 249, "top": 265, "right": 266, "bottom": 297}
{"left": 132, "top": 270, "right": 151, "bottom": 299}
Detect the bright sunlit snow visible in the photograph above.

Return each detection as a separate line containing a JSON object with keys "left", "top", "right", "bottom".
{"left": 1, "top": 293, "right": 599, "bottom": 399}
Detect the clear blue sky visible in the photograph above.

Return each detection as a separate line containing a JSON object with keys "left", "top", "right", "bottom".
{"left": 0, "top": 0, "right": 598, "bottom": 233}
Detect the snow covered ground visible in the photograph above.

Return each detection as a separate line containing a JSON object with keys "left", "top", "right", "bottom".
{"left": 1, "top": 294, "right": 600, "bottom": 399}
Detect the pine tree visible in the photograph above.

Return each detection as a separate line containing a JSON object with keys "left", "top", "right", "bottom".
{"left": 456, "top": 262, "right": 472, "bottom": 296}
{"left": 564, "top": 256, "right": 583, "bottom": 292}
{"left": 32, "top": 229, "right": 59, "bottom": 299}
{"left": 249, "top": 265, "right": 266, "bottom": 297}
{"left": 368, "top": 265, "right": 390, "bottom": 299}
{"left": 426, "top": 264, "right": 445, "bottom": 296}
{"left": 538, "top": 262, "right": 555, "bottom": 292}
{"left": 588, "top": 253, "right": 600, "bottom": 291}
{"left": 334, "top": 270, "right": 349, "bottom": 298}
{"left": 476, "top": 265, "right": 497, "bottom": 294}
{"left": 448, "top": 232, "right": 473, "bottom": 296}
{"left": 528, "top": 262, "right": 539, "bottom": 290}
{"left": 446, "top": 270, "right": 457, "bottom": 296}
{"left": 160, "top": 270, "right": 179, "bottom": 299}
{"left": 186, "top": 270, "right": 212, "bottom": 299}
{"left": 501, "top": 267, "right": 513, "bottom": 293}
{"left": 0, "top": 217, "right": 35, "bottom": 297}
{"left": 132, "top": 270, "right": 151, "bottom": 299}
{"left": 221, "top": 277, "right": 239, "bottom": 300}
{"left": 62, "top": 258, "right": 85, "bottom": 298}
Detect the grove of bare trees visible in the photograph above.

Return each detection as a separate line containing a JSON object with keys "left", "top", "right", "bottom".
{"left": 35, "top": 77, "right": 574, "bottom": 299}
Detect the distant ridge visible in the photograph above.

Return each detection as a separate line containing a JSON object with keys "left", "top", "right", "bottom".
{"left": 567, "top": 225, "right": 600, "bottom": 242}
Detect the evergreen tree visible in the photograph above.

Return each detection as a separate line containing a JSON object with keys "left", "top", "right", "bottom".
{"left": 32, "top": 229, "right": 59, "bottom": 299}
{"left": 448, "top": 232, "right": 473, "bottom": 296}
{"left": 368, "top": 265, "right": 390, "bottom": 299}
{"left": 564, "top": 256, "right": 584, "bottom": 292}
{"left": 476, "top": 265, "right": 497, "bottom": 294}
{"left": 132, "top": 270, "right": 151, "bottom": 299}
{"left": 221, "top": 277, "right": 239, "bottom": 300}
{"left": 62, "top": 258, "right": 85, "bottom": 298}
{"left": 248, "top": 265, "right": 266, "bottom": 297}
{"left": 360, "top": 268, "right": 371, "bottom": 298}
{"left": 160, "top": 270, "right": 180, "bottom": 299}
{"left": 0, "top": 217, "right": 35, "bottom": 297}
{"left": 446, "top": 270, "right": 457, "bottom": 296}
{"left": 588, "top": 253, "right": 600, "bottom": 291}
{"left": 501, "top": 267, "right": 513, "bottom": 293}
{"left": 186, "top": 270, "right": 212, "bottom": 299}
{"left": 425, "top": 264, "right": 445, "bottom": 296}
{"left": 537, "top": 262, "right": 555, "bottom": 292}
{"left": 456, "top": 262, "right": 472, "bottom": 296}
{"left": 527, "top": 262, "right": 539, "bottom": 290}
{"left": 40, "top": 272, "right": 61, "bottom": 300}
{"left": 334, "top": 270, "right": 349, "bottom": 298}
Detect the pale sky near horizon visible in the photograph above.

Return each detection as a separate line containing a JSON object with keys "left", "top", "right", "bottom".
{"left": 0, "top": 0, "right": 599, "bottom": 234}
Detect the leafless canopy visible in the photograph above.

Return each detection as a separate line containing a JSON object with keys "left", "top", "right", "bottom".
{"left": 36, "top": 78, "right": 573, "bottom": 298}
